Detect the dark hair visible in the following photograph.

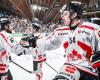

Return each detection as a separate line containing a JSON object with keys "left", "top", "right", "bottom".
{"left": 61, "top": 1, "right": 83, "bottom": 19}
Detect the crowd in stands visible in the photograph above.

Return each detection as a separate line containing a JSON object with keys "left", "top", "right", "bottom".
{"left": 0, "top": 9, "right": 61, "bottom": 33}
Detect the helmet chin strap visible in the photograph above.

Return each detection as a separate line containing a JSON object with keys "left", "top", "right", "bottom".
{"left": 69, "top": 14, "right": 81, "bottom": 30}
{"left": 69, "top": 14, "right": 76, "bottom": 30}
{"left": 69, "top": 19, "right": 80, "bottom": 30}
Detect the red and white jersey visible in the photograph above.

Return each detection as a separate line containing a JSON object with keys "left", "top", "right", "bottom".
{"left": 0, "top": 31, "right": 19, "bottom": 73}
{"left": 33, "top": 47, "right": 46, "bottom": 62}
{"left": 21, "top": 32, "right": 46, "bottom": 62}
{"left": 36, "top": 22, "right": 100, "bottom": 76}
{"left": 33, "top": 32, "right": 46, "bottom": 62}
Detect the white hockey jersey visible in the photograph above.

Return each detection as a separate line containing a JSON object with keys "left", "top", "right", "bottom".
{"left": 32, "top": 32, "right": 46, "bottom": 62}
{"left": 33, "top": 47, "right": 46, "bottom": 62}
{"left": 0, "top": 31, "right": 22, "bottom": 73}
{"left": 36, "top": 22, "right": 100, "bottom": 76}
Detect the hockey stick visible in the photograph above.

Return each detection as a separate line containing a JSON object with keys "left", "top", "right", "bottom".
{"left": 45, "top": 62, "right": 58, "bottom": 73}
{"left": 10, "top": 60, "right": 33, "bottom": 74}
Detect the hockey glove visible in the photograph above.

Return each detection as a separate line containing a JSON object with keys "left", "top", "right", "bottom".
{"left": 90, "top": 51, "right": 100, "bottom": 68}
{"left": 20, "top": 39, "right": 30, "bottom": 48}
{"left": 53, "top": 64, "right": 80, "bottom": 80}
{"left": 28, "top": 36, "right": 38, "bottom": 48}
{"left": 20, "top": 36, "right": 38, "bottom": 48}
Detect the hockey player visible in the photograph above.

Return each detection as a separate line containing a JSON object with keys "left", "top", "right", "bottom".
{"left": 0, "top": 17, "right": 25, "bottom": 80}
{"left": 32, "top": 22, "right": 46, "bottom": 80}
{"left": 31, "top": 1, "right": 100, "bottom": 80}
{"left": 0, "top": 17, "right": 14, "bottom": 80}
{"left": 88, "top": 17, "right": 100, "bottom": 79}
{"left": 21, "top": 20, "right": 46, "bottom": 80}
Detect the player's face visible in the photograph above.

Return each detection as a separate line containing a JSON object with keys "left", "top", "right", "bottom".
{"left": 32, "top": 27, "right": 37, "bottom": 33}
{"left": 61, "top": 11, "right": 71, "bottom": 25}
{"left": 6, "top": 24, "right": 13, "bottom": 33}
{"left": 25, "top": 27, "right": 33, "bottom": 34}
